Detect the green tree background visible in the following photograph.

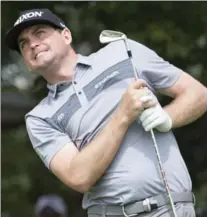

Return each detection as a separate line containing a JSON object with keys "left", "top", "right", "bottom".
{"left": 1, "top": 2, "right": 207, "bottom": 217}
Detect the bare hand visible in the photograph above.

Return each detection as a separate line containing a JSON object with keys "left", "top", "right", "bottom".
{"left": 118, "top": 79, "right": 157, "bottom": 125}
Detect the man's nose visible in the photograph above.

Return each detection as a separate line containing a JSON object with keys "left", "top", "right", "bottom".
{"left": 30, "top": 38, "right": 40, "bottom": 49}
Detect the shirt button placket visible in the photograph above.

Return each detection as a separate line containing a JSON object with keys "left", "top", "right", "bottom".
{"left": 73, "top": 81, "right": 82, "bottom": 95}
{"left": 73, "top": 80, "right": 88, "bottom": 106}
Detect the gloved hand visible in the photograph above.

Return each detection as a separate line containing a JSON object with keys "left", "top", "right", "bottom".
{"left": 139, "top": 100, "right": 172, "bottom": 132}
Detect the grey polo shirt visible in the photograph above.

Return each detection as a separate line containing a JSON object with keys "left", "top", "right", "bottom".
{"left": 25, "top": 39, "right": 192, "bottom": 209}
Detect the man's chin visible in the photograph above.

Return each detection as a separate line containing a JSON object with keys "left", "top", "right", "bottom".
{"left": 32, "top": 60, "right": 53, "bottom": 72}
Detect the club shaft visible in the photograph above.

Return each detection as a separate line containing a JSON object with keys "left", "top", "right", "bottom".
{"left": 123, "top": 40, "right": 139, "bottom": 80}
{"left": 123, "top": 39, "right": 178, "bottom": 217}
{"left": 150, "top": 130, "right": 178, "bottom": 217}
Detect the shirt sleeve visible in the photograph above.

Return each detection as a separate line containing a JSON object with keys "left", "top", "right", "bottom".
{"left": 25, "top": 115, "right": 72, "bottom": 169}
{"left": 128, "top": 39, "right": 183, "bottom": 90}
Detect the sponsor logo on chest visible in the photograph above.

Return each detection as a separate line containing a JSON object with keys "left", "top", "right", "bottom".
{"left": 94, "top": 70, "right": 120, "bottom": 89}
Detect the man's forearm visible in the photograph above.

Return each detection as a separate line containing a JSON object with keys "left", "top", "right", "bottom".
{"left": 164, "top": 87, "right": 207, "bottom": 128}
{"left": 69, "top": 109, "right": 130, "bottom": 192}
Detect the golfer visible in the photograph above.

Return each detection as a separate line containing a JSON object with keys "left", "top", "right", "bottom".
{"left": 5, "top": 8, "right": 207, "bottom": 217}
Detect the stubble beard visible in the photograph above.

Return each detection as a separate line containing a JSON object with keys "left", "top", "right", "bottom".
{"left": 35, "top": 53, "right": 59, "bottom": 74}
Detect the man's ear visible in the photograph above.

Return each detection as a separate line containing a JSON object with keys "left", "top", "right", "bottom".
{"left": 62, "top": 28, "right": 72, "bottom": 45}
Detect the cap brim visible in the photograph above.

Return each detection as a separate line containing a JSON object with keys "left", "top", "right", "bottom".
{"left": 5, "top": 19, "right": 64, "bottom": 52}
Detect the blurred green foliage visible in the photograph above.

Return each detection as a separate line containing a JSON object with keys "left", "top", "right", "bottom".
{"left": 1, "top": 1, "right": 207, "bottom": 217}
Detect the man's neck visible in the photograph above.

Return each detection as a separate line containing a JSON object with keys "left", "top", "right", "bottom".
{"left": 43, "top": 48, "right": 78, "bottom": 84}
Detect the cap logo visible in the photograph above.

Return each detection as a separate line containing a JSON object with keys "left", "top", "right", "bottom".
{"left": 14, "top": 11, "right": 44, "bottom": 26}
{"left": 60, "top": 22, "right": 66, "bottom": 28}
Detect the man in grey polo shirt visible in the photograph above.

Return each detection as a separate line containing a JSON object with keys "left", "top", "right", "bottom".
{"left": 5, "top": 8, "right": 207, "bottom": 217}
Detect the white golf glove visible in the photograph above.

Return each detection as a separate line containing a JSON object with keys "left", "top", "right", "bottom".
{"left": 139, "top": 98, "right": 172, "bottom": 132}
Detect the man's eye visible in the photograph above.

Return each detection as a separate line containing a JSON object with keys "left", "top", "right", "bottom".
{"left": 36, "top": 30, "right": 45, "bottom": 37}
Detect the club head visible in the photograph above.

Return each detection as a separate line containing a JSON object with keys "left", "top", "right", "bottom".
{"left": 99, "top": 30, "right": 127, "bottom": 44}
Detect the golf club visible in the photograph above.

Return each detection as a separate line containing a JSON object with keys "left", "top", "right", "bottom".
{"left": 99, "top": 30, "right": 178, "bottom": 217}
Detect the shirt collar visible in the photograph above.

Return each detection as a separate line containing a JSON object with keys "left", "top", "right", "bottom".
{"left": 47, "top": 54, "right": 92, "bottom": 98}
{"left": 76, "top": 54, "right": 92, "bottom": 66}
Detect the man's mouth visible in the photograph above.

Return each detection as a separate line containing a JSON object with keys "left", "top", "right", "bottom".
{"left": 35, "top": 51, "right": 46, "bottom": 59}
